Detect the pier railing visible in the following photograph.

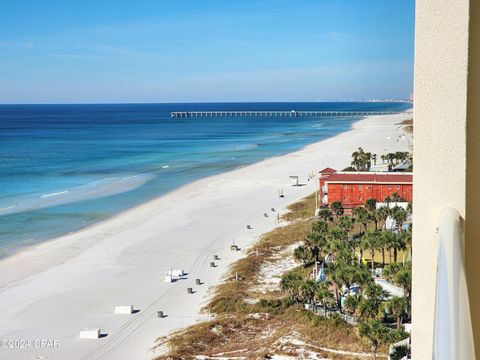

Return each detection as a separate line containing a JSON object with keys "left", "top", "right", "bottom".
{"left": 433, "top": 208, "right": 475, "bottom": 359}
{"left": 170, "top": 110, "right": 411, "bottom": 118}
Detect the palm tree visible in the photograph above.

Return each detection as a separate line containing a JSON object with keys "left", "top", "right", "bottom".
{"left": 365, "top": 198, "right": 379, "bottom": 230}
{"left": 372, "top": 153, "right": 377, "bottom": 165}
{"left": 352, "top": 207, "right": 369, "bottom": 234}
{"left": 395, "top": 151, "right": 409, "bottom": 163}
{"left": 351, "top": 147, "right": 373, "bottom": 171}
{"left": 314, "top": 282, "right": 334, "bottom": 315}
{"left": 394, "top": 265, "right": 412, "bottom": 307}
{"left": 382, "top": 231, "right": 393, "bottom": 263}
{"left": 349, "top": 233, "right": 363, "bottom": 260}
{"left": 293, "top": 245, "right": 311, "bottom": 266}
{"left": 337, "top": 215, "right": 354, "bottom": 233}
{"left": 378, "top": 231, "right": 390, "bottom": 267}
{"left": 332, "top": 257, "right": 353, "bottom": 298}
{"left": 365, "top": 198, "right": 377, "bottom": 213}
{"left": 376, "top": 206, "right": 390, "bottom": 229}
{"left": 352, "top": 207, "right": 370, "bottom": 261}
{"left": 331, "top": 252, "right": 371, "bottom": 302}
{"left": 388, "top": 232, "right": 406, "bottom": 263}
{"left": 280, "top": 272, "right": 303, "bottom": 303}
{"left": 329, "top": 263, "right": 345, "bottom": 311}
{"left": 300, "top": 279, "right": 319, "bottom": 308}
{"left": 344, "top": 293, "right": 362, "bottom": 316}
{"left": 305, "top": 220, "right": 329, "bottom": 262}
{"left": 330, "top": 201, "right": 344, "bottom": 218}
{"left": 358, "top": 298, "right": 382, "bottom": 321}
{"left": 328, "top": 228, "right": 348, "bottom": 242}
{"left": 312, "top": 220, "right": 329, "bottom": 234}
{"left": 391, "top": 207, "right": 408, "bottom": 233}
{"left": 384, "top": 195, "right": 392, "bottom": 208}
{"left": 383, "top": 263, "right": 412, "bottom": 308}
{"left": 387, "top": 153, "right": 396, "bottom": 167}
{"left": 365, "top": 151, "right": 373, "bottom": 170}
{"left": 358, "top": 319, "right": 390, "bottom": 360}
{"left": 338, "top": 260, "right": 371, "bottom": 296}
{"left": 382, "top": 263, "right": 402, "bottom": 282}
{"left": 361, "top": 231, "right": 381, "bottom": 274}
{"left": 327, "top": 238, "right": 349, "bottom": 258}
{"left": 387, "top": 296, "right": 408, "bottom": 329}
{"left": 351, "top": 147, "right": 363, "bottom": 170}
{"left": 394, "top": 152, "right": 402, "bottom": 165}
{"left": 403, "top": 229, "right": 412, "bottom": 259}
{"left": 391, "top": 192, "right": 402, "bottom": 205}
{"left": 359, "top": 283, "right": 388, "bottom": 320}
{"left": 327, "top": 228, "right": 349, "bottom": 257}
{"left": 318, "top": 208, "right": 333, "bottom": 222}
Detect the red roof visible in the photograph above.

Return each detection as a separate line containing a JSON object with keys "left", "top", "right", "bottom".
{"left": 324, "top": 172, "right": 412, "bottom": 184}
{"left": 319, "top": 167, "right": 337, "bottom": 174}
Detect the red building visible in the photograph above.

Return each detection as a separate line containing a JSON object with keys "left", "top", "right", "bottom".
{"left": 318, "top": 168, "right": 413, "bottom": 211}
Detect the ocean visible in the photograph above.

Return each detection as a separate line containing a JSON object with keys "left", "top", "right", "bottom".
{"left": 0, "top": 102, "right": 411, "bottom": 255}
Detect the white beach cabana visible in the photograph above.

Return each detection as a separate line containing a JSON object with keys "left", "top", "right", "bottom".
{"left": 289, "top": 176, "right": 299, "bottom": 186}
{"left": 114, "top": 305, "right": 133, "bottom": 314}
{"left": 79, "top": 328, "right": 101, "bottom": 339}
{"left": 165, "top": 268, "right": 185, "bottom": 282}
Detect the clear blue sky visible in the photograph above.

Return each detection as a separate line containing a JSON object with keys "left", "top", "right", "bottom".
{"left": 0, "top": 0, "right": 415, "bottom": 104}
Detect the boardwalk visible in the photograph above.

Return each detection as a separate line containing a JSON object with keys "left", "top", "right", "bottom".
{"left": 170, "top": 110, "right": 409, "bottom": 118}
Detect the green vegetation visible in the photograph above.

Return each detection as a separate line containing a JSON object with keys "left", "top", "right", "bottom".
{"left": 351, "top": 147, "right": 373, "bottom": 171}
{"left": 357, "top": 319, "right": 390, "bottom": 360}
{"left": 155, "top": 194, "right": 403, "bottom": 359}
{"left": 331, "top": 201, "right": 344, "bottom": 218}
{"left": 283, "top": 195, "right": 412, "bottom": 359}
{"left": 155, "top": 189, "right": 412, "bottom": 358}
{"left": 342, "top": 146, "right": 411, "bottom": 172}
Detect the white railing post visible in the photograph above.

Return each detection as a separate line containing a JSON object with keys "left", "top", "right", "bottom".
{"left": 433, "top": 208, "right": 475, "bottom": 359}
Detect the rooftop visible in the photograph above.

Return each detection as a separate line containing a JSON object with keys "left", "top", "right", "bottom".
{"left": 319, "top": 167, "right": 337, "bottom": 174}
{"left": 324, "top": 172, "right": 413, "bottom": 184}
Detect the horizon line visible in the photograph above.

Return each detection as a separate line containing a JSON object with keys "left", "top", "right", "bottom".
{"left": 0, "top": 100, "right": 413, "bottom": 106}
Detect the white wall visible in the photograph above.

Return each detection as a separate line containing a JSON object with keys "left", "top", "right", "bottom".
{"left": 413, "top": 0, "right": 472, "bottom": 358}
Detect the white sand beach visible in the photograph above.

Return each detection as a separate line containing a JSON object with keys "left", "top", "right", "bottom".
{"left": 0, "top": 113, "right": 411, "bottom": 360}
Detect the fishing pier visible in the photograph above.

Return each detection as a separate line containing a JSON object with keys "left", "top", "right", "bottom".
{"left": 170, "top": 110, "right": 409, "bottom": 118}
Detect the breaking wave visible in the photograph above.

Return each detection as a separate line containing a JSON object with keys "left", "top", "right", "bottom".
{"left": 0, "top": 174, "right": 153, "bottom": 217}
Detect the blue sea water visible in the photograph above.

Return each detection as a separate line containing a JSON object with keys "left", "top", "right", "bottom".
{"left": 0, "top": 102, "right": 411, "bottom": 255}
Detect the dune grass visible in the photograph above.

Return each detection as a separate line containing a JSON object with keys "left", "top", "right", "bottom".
{"left": 206, "top": 195, "right": 314, "bottom": 314}
{"left": 281, "top": 192, "right": 317, "bottom": 222}
{"left": 154, "top": 193, "right": 378, "bottom": 359}
{"left": 155, "top": 306, "right": 370, "bottom": 359}
{"left": 400, "top": 118, "right": 413, "bottom": 134}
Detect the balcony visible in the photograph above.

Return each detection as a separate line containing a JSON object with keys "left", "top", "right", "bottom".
{"left": 433, "top": 208, "right": 475, "bottom": 359}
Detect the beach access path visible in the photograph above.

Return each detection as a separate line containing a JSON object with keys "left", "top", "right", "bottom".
{"left": 0, "top": 113, "right": 411, "bottom": 360}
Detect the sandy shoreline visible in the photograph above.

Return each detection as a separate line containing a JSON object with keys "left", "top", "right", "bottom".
{"left": 0, "top": 113, "right": 411, "bottom": 360}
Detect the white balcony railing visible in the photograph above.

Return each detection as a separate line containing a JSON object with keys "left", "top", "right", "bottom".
{"left": 388, "top": 338, "right": 410, "bottom": 360}
{"left": 433, "top": 208, "right": 475, "bottom": 359}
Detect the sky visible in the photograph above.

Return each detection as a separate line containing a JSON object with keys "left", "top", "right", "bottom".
{"left": 0, "top": 1, "right": 415, "bottom": 104}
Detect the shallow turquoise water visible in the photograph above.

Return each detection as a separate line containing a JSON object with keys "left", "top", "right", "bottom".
{"left": 0, "top": 102, "right": 411, "bottom": 254}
